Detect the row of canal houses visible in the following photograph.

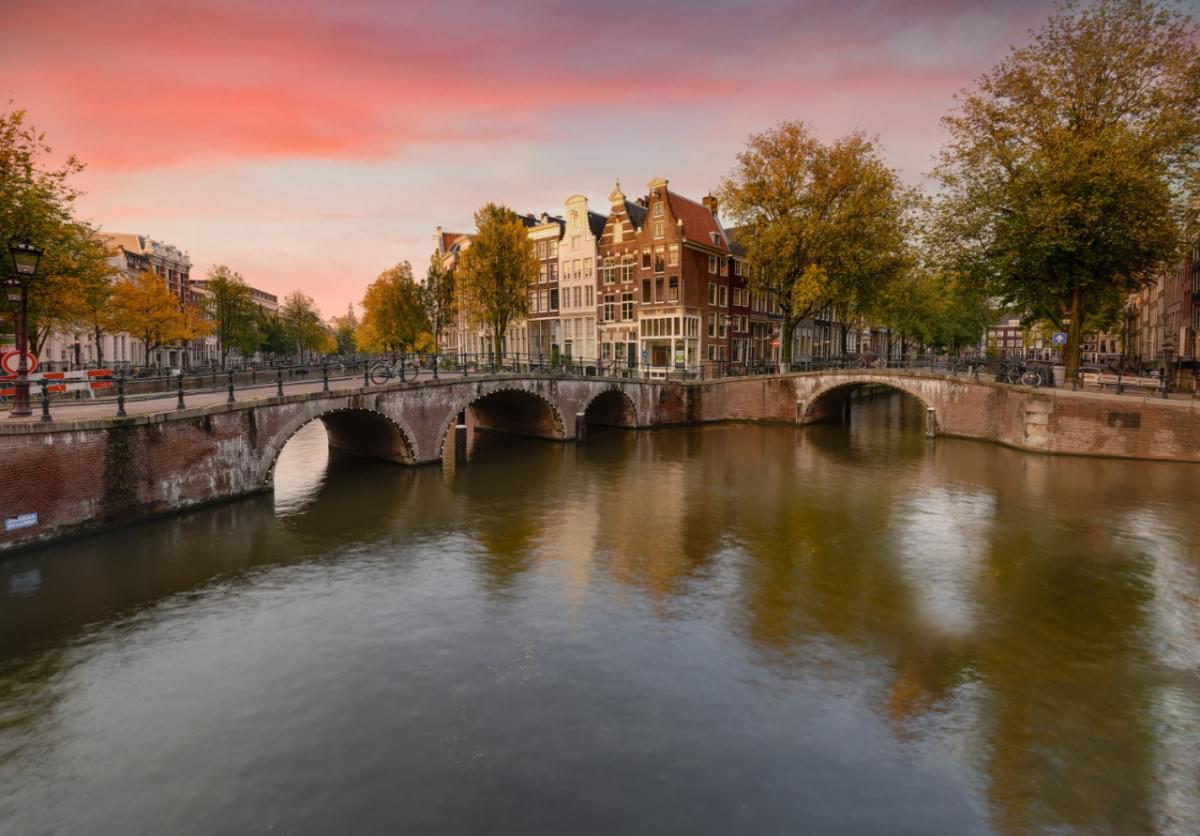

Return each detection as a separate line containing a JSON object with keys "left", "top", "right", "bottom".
{"left": 434, "top": 177, "right": 880, "bottom": 373}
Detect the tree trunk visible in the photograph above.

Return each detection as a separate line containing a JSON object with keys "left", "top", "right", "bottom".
{"left": 1066, "top": 284, "right": 1083, "bottom": 379}
{"left": 93, "top": 324, "right": 104, "bottom": 368}
{"left": 781, "top": 317, "right": 797, "bottom": 366}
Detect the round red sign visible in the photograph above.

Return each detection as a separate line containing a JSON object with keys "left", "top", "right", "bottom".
{"left": 0, "top": 350, "right": 38, "bottom": 375}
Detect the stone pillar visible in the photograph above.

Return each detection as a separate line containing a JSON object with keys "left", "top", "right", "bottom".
{"left": 454, "top": 410, "right": 468, "bottom": 466}
{"left": 575, "top": 412, "right": 587, "bottom": 442}
{"left": 795, "top": 399, "right": 806, "bottom": 425}
{"left": 925, "top": 407, "right": 938, "bottom": 438}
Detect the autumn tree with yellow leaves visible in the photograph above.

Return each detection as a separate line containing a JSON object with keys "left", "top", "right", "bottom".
{"left": 107, "top": 270, "right": 208, "bottom": 365}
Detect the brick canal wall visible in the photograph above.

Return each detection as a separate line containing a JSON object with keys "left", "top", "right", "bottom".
{"left": 2, "top": 371, "right": 1198, "bottom": 553}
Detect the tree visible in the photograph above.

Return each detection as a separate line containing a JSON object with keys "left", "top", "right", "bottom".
{"left": 108, "top": 270, "right": 206, "bottom": 365}
{"left": 455, "top": 203, "right": 537, "bottom": 357}
{"left": 280, "top": 292, "right": 328, "bottom": 359}
{"left": 422, "top": 251, "right": 455, "bottom": 353}
{"left": 932, "top": 0, "right": 1200, "bottom": 377}
{"left": 719, "top": 122, "right": 918, "bottom": 363}
{"left": 62, "top": 223, "right": 121, "bottom": 367}
{"left": 203, "top": 265, "right": 262, "bottom": 367}
{"left": 356, "top": 262, "right": 429, "bottom": 353}
{"left": 256, "top": 308, "right": 292, "bottom": 359}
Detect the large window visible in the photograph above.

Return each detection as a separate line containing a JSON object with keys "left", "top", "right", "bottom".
{"left": 654, "top": 201, "right": 664, "bottom": 217}
{"left": 642, "top": 279, "right": 652, "bottom": 303}
{"left": 708, "top": 255, "right": 718, "bottom": 274}
{"left": 708, "top": 283, "right": 717, "bottom": 305}
{"left": 668, "top": 245, "right": 679, "bottom": 267}
{"left": 669, "top": 276, "right": 679, "bottom": 301}
{"left": 621, "top": 292, "right": 634, "bottom": 321}
{"left": 642, "top": 249, "right": 652, "bottom": 269}
{"left": 654, "top": 221, "right": 664, "bottom": 239}
{"left": 707, "top": 313, "right": 716, "bottom": 338}
{"left": 550, "top": 289, "right": 559, "bottom": 310}
{"left": 603, "top": 294, "right": 615, "bottom": 322}
{"left": 654, "top": 248, "right": 664, "bottom": 273}
{"left": 719, "top": 286, "right": 728, "bottom": 307}
{"left": 602, "top": 257, "right": 616, "bottom": 284}
{"left": 620, "top": 255, "right": 635, "bottom": 283}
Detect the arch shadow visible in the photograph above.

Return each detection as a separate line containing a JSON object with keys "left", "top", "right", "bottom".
{"left": 804, "top": 380, "right": 933, "bottom": 428}
{"left": 582, "top": 388, "right": 639, "bottom": 428}
{"left": 260, "top": 407, "right": 417, "bottom": 486}
{"left": 437, "top": 385, "right": 567, "bottom": 462}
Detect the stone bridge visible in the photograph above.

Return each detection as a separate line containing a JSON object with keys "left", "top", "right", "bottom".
{"left": 3, "top": 369, "right": 1198, "bottom": 552}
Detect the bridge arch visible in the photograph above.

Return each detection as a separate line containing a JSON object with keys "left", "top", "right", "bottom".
{"left": 801, "top": 375, "right": 936, "bottom": 433}
{"left": 258, "top": 404, "right": 418, "bottom": 486}
{"left": 436, "top": 383, "right": 568, "bottom": 461}
{"left": 582, "top": 387, "right": 639, "bottom": 428}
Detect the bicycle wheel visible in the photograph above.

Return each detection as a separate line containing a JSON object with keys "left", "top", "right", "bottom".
{"left": 1006, "top": 367, "right": 1023, "bottom": 384}
{"left": 1021, "top": 370, "right": 1041, "bottom": 387}
{"left": 874, "top": 357, "right": 887, "bottom": 369}
{"left": 368, "top": 364, "right": 392, "bottom": 386}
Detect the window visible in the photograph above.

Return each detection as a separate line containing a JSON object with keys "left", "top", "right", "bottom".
{"left": 537, "top": 242, "right": 547, "bottom": 259}
{"left": 654, "top": 248, "right": 664, "bottom": 273}
{"left": 708, "top": 255, "right": 718, "bottom": 273}
{"left": 549, "top": 241, "right": 558, "bottom": 257}
{"left": 602, "top": 257, "right": 615, "bottom": 284}
{"left": 719, "top": 316, "right": 728, "bottom": 338}
{"left": 603, "top": 294, "right": 615, "bottom": 322}
{"left": 530, "top": 290, "right": 539, "bottom": 313}
{"left": 602, "top": 342, "right": 612, "bottom": 360}
{"left": 616, "top": 342, "right": 626, "bottom": 360}
{"left": 734, "top": 260, "right": 742, "bottom": 277}
{"left": 719, "top": 286, "right": 728, "bottom": 308}
{"left": 655, "top": 277, "right": 663, "bottom": 302}
{"left": 583, "top": 258, "right": 591, "bottom": 276}
{"left": 621, "top": 292, "right": 634, "bottom": 321}
{"left": 549, "top": 262, "right": 558, "bottom": 281}
{"left": 642, "top": 249, "right": 652, "bottom": 269}
{"left": 586, "top": 286, "right": 594, "bottom": 306}
{"left": 707, "top": 314, "right": 716, "bottom": 338}
{"left": 654, "top": 221, "right": 664, "bottom": 239}
{"left": 720, "top": 258, "right": 728, "bottom": 276}
{"left": 668, "top": 276, "right": 678, "bottom": 301}
{"left": 654, "top": 201, "right": 664, "bottom": 217}
{"left": 540, "top": 290, "right": 549, "bottom": 311}
{"left": 708, "top": 283, "right": 717, "bottom": 305}
{"left": 668, "top": 245, "right": 679, "bottom": 266}
{"left": 642, "top": 279, "right": 652, "bottom": 303}
{"left": 708, "top": 344, "right": 716, "bottom": 361}
{"left": 539, "top": 264, "right": 548, "bottom": 283}
{"left": 620, "top": 255, "right": 635, "bottom": 283}
{"left": 550, "top": 289, "right": 559, "bottom": 310}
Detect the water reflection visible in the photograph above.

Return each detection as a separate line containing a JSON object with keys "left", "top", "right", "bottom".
{"left": 1, "top": 395, "right": 1198, "bottom": 834}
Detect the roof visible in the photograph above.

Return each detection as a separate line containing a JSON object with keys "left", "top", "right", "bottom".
{"left": 587, "top": 210, "right": 608, "bottom": 238}
{"left": 101, "top": 232, "right": 146, "bottom": 255}
{"left": 624, "top": 200, "right": 647, "bottom": 230}
{"left": 725, "top": 225, "right": 749, "bottom": 258}
{"left": 668, "top": 192, "right": 729, "bottom": 253}
{"left": 439, "top": 231, "right": 469, "bottom": 254}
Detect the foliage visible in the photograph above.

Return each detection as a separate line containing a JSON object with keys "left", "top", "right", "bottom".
{"left": 279, "top": 291, "right": 329, "bottom": 358}
{"left": 256, "top": 308, "right": 292, "bottom": 358}
{"left": 455, "top": 203, "right": 537, "bottom": 357}
{"left": 203, "top": 265, "right": 262, "bottom": 366}
{"left": 61, "top": 224, "right": 121, "bottom": 365}
{"left": 877, "top": 268, "right": 993, "bottom": 354}
{"left": 356, "top": 262, "right": 429, "bottom": 352}
{"left": 718, "top": 122, "right": 918, "bottom": 362}
{"left": 422, "top": 251, "right": 455, "bottom": 353}
{"left": 931, "top": 0, "right": 1200, "bottom": 375}
{"left": 107, "top": 270, "right": 207, "bottom": 362}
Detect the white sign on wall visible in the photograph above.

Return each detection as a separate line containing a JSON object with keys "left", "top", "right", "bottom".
{"left": 5, "top": 512, "right": 38, "bottom": 532}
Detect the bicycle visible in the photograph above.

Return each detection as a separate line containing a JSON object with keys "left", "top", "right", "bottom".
{"left": 368, "top": 355, "right": 422, "bottom": 385}
{"left": 998, "top": 361, "right": 1041, "bottom": 387}
{"left": 857, "top": 352, "right": 887, "bottom": 369}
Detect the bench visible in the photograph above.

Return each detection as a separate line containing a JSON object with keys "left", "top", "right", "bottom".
{"left": 1080, "top": 372, "right": 1161, "bottom": 393}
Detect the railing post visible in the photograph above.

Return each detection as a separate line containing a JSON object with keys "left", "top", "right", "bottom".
{"left": 462, "top": 352, "right": 468, "bottom": 378}
{"left": 177, "top": 373, "right": 186, "bottom": 410}
{"left": 1116, "top": 370, "right": 1123, "bottom": 394}
{"left": 116, "top": 371, "right": 127, "bottom": 418}
{"left": 322, "top": 360, "right": 330, "bottom": 393}
{"left": 399, "top": 351, "right": 407, "bottom": 383}
{"left": 277, "top": 366, "right": 285, "bottom": 397}
{"left": 432, "top": 352, "right": 439, "bottom": 381}
{"left": 1161, "top": 373, "right": 1169, "bottom": 400}
{"left": 363, "top": 362, "right": 369, "bottom": 387}
{"left": 39, "top": 378, "right": 51, "bottom": 422}
{"left": 227, "top": 369, "right": 236, "bottom": 403}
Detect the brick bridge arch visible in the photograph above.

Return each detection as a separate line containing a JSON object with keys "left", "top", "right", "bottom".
{"left": 796, "top": 373, "right": 939, "bottom": 435}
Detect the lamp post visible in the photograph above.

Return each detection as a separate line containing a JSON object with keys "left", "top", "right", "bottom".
{"left": 5, "top": 240, "right": 44, "bottom": 418}
{"left": 722, "top": 313, "right": 732, "bottom": 376}
{"left": 1162, "top": 338, "right": 1174, "bottom": 399}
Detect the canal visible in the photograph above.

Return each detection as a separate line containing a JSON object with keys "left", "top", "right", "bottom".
{"left": 1, "top": 393, "right": 1198, "bottom": 834}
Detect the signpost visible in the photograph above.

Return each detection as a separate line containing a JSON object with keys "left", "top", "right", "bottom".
{"left": 0, "top": 350, "right": 38, "bottom": 376}
{"left": 1052, "top": 332, "right": 1068, "bottom": 346}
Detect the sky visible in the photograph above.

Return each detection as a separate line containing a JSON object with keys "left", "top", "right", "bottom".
{"left": 0, "top": 0, "right": 1112, "bottom": 318}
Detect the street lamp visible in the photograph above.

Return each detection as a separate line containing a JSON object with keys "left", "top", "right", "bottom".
{"left": 5, "top": 240, "right": 44, "bottom": 418}
{"left": 722, "top": 313, "right": 732, "bottom": 376}
{"left": 1162, "top": 337, "right": 1174, "bottom": 399}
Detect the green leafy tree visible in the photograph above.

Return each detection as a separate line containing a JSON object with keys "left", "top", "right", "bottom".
{"left": 455, "top": 203, "right": 537, "bottom": 357}
{"left": 932, "top": 0, "right": 1200, "bottom": 377}
{"left": 280, "top": 291, "right": 327, "bottom": 359}
{"left": 719, "top": 122, "right": 918, "bottom": 363}
{"left": 63, "top": 223, "right": 121, "bottom": 366}
{"left": 422, "top": 251, "right": 455, "bottom": 353}
{"left": 202, "top": 265, "right": 262, "bottom": 367}
{"left": 331, "top": 304, "right": 358, "bottom": 354}
{"left": 257, "top": 308, "right": 292, "bottom": 359}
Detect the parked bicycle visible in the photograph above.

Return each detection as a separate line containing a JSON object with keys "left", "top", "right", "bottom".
{"left": 997, "top": 360, "right": 1042, "bottom": 387}
{"left": 368, "top": 355, "right": 422, "bottom": 385}
{"left": 857, "top": 352, "right": 887, "bottom": 369}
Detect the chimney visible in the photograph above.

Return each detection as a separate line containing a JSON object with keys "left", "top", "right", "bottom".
{"left": 702, "top": 194, "right": 718, "bottom": 217}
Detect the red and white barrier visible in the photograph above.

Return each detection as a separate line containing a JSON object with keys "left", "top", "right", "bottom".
{"left": 2, "top": 369, "right": 114, "bottom": 399}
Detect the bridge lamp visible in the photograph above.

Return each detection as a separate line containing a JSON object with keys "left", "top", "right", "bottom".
{"left": 5, "top": 240, "right": 44, "bottom": 418}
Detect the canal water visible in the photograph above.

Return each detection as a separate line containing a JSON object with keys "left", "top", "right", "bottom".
{"left": 1, "top": 394, "right": 1198, "bottom": 835}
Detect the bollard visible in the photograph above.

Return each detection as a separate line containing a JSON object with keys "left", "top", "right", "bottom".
{"left": 575, "top": 411, "right": 587, "bottom": 443}
{"left": 363, "top": 362, "right": 370, "bottom": 387}
{"left": 39, "top": 378, "right": 51, "bottom": 422}
{"left": 177, "top": 373, "right": 186, "bottom": 410}
{"left": 1116, "top": 371, "right": 1123, "bottom": 394}
{"left": 322, "top": 361, "right": 330, "bottom": 393}
{"left": 227, "top": 369, "right": 236, "bottom": 403}
{"left": 277, "top": 366, "right": 285, "bottom": 397}
{"left": 116, "top": 371, "right": 127, "bottom": 418}
{"left": 432, "top": 353, "right": 438, "bottom": 381}
{"left": 1161, "top": 375, "right": 1169, "bottom": 400}
{"left": 462, "top": 352, "right": 468, "bottom": 378}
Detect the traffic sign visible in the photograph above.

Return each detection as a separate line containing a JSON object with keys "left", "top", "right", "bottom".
{"left": 0, "top": 350, "right": 38, "bottom": 375}
{"left": 1051, "top": 332, "right": 1068, "bottom": 346}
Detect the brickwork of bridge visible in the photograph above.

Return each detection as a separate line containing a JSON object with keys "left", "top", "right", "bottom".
{"left": 3, "top": 369, "right": 1198, "bottom": 552}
